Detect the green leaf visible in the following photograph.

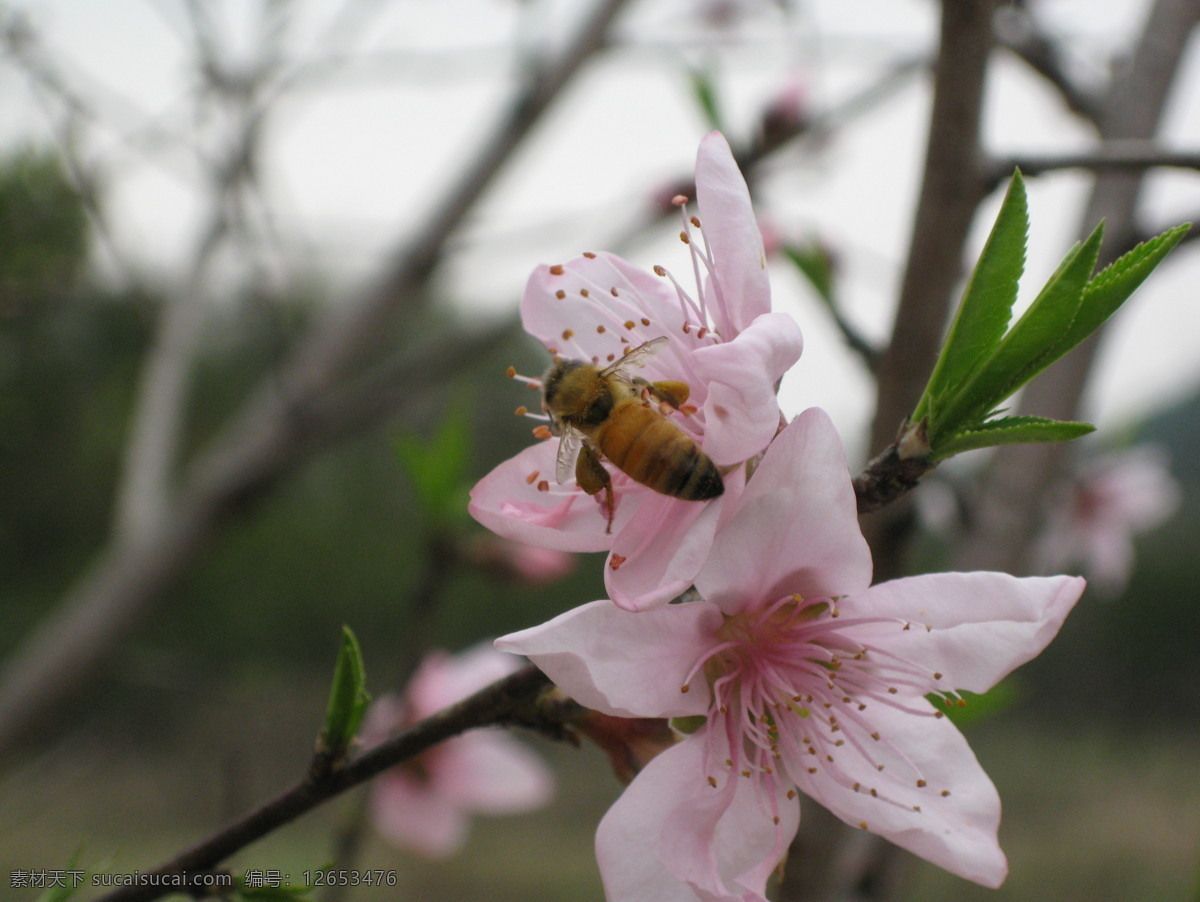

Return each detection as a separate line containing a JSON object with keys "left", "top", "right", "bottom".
{"left": 35, "top": 882, "right": 82, "bottom": 902}
{"left": 394, "top": 397, "right": 473, "bottom": 528}
{"left": 933, "top": 416, "right": 1095, "bottom": 459}
{"left": 319, "top": 625, "right": 370, "bottom": 760}
{"left": 915, "top": 170, "right": 1028, "bottom": 425}
{"left": 1050, "top": 222, "right": 1191, "bottom": 357}
{"left": 782, "top": 242, "right": 834, "bottom": 305}
{"left": 236, "top": 887, "right": 314, "bottom": 901}
{"left": 687, "top": 66, "right": 723, "bottom": 131}
{"left": 670, "top": 715, "right": 707, "bottom": 735}
{"left": 929, "top": 680, "right": 1021, "bottom": 729}
{"left": 32, "top": 849, "right": 88, "bottom": 901}
{"left": 936, "top": 223, "right": 1104, "bottom": 430}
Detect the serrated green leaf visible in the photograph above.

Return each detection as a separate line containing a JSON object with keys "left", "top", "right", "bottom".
{"left": 933, "top": 416, "right": 1094, "bottom": 459}
{"left": 935, "top": 223, "right": 1103, "bottom": 431}
{"left": 320, "top": 625, "right": 370, "bottom": 759}
{"left": 915, "top": 170, "right": 1028, "bottom": 425}
{"left": 1049, "top": 222, "right": 1191, "bottom": 357}
{"left": 687, "top": 66, "right": 723, "bottom": 131}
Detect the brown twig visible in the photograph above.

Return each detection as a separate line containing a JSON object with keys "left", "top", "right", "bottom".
{"left": 92, "top": 665, "right": 554, "bottom": 902}
{"left": 995, "top": 3, "right": 1105, "bottom": 123}
{"left": 83, "top": 431, "right": 930, "bottom": 902}
{"left": 985, "top": 140, "right": 1200, "bottom": 191}
{"left": 784, "top": 3, "right": 998, "bottom": 900}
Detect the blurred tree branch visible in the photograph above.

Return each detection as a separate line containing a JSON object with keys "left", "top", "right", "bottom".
{"left": 783, "top": 3, "right": 998, "bottom": 900}
{"left": 995, "top": 1, "right": 1105, "bottom": 122}
{"left": 954, "top": 0, "right": 1200, "bottom": 575}
{"left": 987, "top": 141, "right": 1200, "bottom": 189}
{"left": 858, "top": 0, "right": 995, "bottom": 577}
{"left": 0, "top": 0, "right": 633, "bottom": 757}
{"left": 91, "top": 664, "right": 557, "bottom": 902}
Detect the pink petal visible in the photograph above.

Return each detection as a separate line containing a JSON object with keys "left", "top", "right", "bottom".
{"left": 468, "top": 442, "right": 617, "bottom": 552}
{"left": 606, "top": 490, "right": 729, "bottom": 611}
{"left": 1081, "top": 528, "right": 1134, "bottom": 592}
{"left": 521, "top": 252, "right": 702, "bottom": 366}
{"left": 696, "top": 408, "right": 872, "bottom": 614}
{"left": 369, "top": 771, "right": 470, "bottom": 859}
{"left": 434, "top": 729, "right": 555, "bottom": 813}
{"left": 788, "top": 695, "right": 1007, "bottom": 887}
{"left": 848, "top": 572, "right": 1085, "bottom": 693}
{"left": 691, "top": 311, "right": 802, "bottom": 466}
{"left": 408, "top": 644, "right": 523, "bottom": 716}
{"left": 695, "top": 131, "right": 773, "bottom": 335}
{"left": 598, "top": 736, "right": 799, "bottom": 902}
{"left": 495, "top": 599, "right": 722, "bottom": 719}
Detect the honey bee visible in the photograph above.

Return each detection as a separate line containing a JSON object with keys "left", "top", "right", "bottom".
{"left": 541, "top": 336, "right": 723, "bottom": 532}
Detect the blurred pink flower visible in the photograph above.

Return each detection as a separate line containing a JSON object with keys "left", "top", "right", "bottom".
{"left": 761, "top": 73, "right": 812, "bottom": 144}
{"left": 470, "top": 131, "right": 803, "bottom": 610}
{"left": 462, "top": 534, "right": 577, "bottom": 586}
{"left": 697, "top": 0, "right": 781, "bottom": 29}
{"left": 499, "top": 409, "right": 1084, "bottom": 899}
{"left": 363, "top": 644, "right": 554, "bottom": 859}
{"left": 1038, "top": 445, "right": 1181, "bottom": 594}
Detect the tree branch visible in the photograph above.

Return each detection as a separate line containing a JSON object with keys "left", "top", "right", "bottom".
{"left": 953, "top": 0, "right": 1200, "bottom": 575}
{"left": 995, "top": 3, "right": 1105, "bottom": 123}
{"left": 858, "top": 0, "right": 995, "bottom": 580}
{"left": 0, "top": 0, "right": 631, "bottom": 757}
{"left": 986, "top": 140, "right": 1200, "bottom": 190}
{"left": 785, "top": 4, "right": 998, "bottom": 899}
{"left": 91, "top": 665, "right": 555, "bottom": 902}
{"left": 80, "top": 429, "right": 940, "bottom": 902}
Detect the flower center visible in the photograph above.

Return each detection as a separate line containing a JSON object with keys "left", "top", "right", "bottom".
{"left": 681, "top": 594, "right": 954, "bottom": 825}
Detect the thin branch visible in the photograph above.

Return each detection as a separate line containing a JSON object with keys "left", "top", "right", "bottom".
{"left": 784, "top": 4, "right": 997, "bottom": 900}
{"left": 92, "top": 665, "right": 555, "bottom": 902}
{"left": 0, "top": 0, "right": 631, "bottom": 757}
{"left": 114, "top": 5, "right": 290, "bottom": 543}
{"left": 995, "top": 4, "right": 1105, "bottom": 123}
{"left": 866, "top": 1, "right": 994, "bottom": 462}
{"left": 851, "top": 443, "right": 934, "bottom": 515}
{"left": 858, "top": 0, "right": 995, "bottom": 580}
{"left": 609, "top": 55, "right": 927, "bottom": 254}
{"left": 84, "top": 433, "right": 933, "bottom": 902}
{"left": 986, "top": 140, "right": 1200, "bottom": 191}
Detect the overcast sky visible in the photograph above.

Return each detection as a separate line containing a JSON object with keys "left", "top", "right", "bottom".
{"left": 3, "top": 0, "right": 1198, "bottom": 457}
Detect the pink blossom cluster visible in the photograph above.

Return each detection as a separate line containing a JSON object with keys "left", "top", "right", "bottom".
{"left": 468, "top": 132, "right": 1085, "bottom": 900}
{"left": 362, "top": 644, "right": 555, "bottom": 858}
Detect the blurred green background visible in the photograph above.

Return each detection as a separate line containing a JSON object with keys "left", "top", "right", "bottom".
{"left": 1, "top": 150, "right": 1198, "bottom": 901}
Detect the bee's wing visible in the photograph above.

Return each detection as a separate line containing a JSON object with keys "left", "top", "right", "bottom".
{"left": 601, "top": 335, "right": 669, "bottom": 381}
{"left": 555, "top": 423, "right": 586, "bottom": 484}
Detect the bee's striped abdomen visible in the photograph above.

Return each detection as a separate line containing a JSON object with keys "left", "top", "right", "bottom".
{"left": 595, "top": 402, "right": 723, "bottom": 501}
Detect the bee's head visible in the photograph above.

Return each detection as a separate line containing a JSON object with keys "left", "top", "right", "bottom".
{"left": 541, "top": 357, "right": 585, "bottom": 409}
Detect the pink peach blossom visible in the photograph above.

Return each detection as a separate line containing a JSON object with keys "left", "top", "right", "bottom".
{"left": 498, "top": 409, "right": 1084, "bottom": 899}
{"left": 470, "top": 131, "right": 802, "bottom": 610}
{"left": 1038, "top": 445, "right": 1181, "bottom": 594}
{"left": 363, "top": 644, "right": 554, "bottom": 859}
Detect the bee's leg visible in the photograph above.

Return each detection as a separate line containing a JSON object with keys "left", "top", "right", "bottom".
{"left": 647, "top": 379, "right": 690, "bottom": 408}
{"left": 575, "top": 444, "right": 615, "bottom": 534}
